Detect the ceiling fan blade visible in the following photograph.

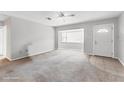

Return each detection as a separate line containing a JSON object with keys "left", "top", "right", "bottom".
{"left": 46, "top": 12, "right": 75, "bottom": 20}
{"left": 46, "top": 16, "right": 59, "bottom": 20}
{"left": 57, "top": 11, "right": 64, "bottom": 17}
{"left": 64, "top": 14, "right": 75, "bottom": 17}
{"left": 69, "top": 14, "right": 75, "bottom": 16}
{"left": 46, "top": 17, "right": 52, "bottom": 20}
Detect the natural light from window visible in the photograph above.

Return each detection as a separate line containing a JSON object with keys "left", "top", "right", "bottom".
{"left": 61, "top": 29, "right": 84, "bottom": 43}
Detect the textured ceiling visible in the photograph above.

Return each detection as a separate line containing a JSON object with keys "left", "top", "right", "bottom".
{"left": 0, "top": 11, "right": 122, "bottom": 27}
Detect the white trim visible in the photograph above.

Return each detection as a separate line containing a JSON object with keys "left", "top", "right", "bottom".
{"left": 11, "top": 56, "right": 28, "bottom": 61}
{"left": 5, "top": 56, "right": 12, "bottom": 61}
{"left": 58, "top": 28, "right": 84, "bottom": 49}
{"left": 6, "top": 55, "right": 28, "bottom": 61}
{"left": 5, "top": 49, "right": 54, "bottom": 61}
{"left": 118, "top": 58, "right": 124, "bottom": 66}
{"left": 111, "top": 24, "right": 114, "bottom": 58}
{"left": 5, "top": 50, "right": 124, "bottom": 67}
{"left": 28, "top": 49, "right": 54, "bottom": 57}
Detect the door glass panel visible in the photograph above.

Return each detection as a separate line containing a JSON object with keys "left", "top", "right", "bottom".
{"left": 97, "top": 29, "right": 108, "bottom": 33}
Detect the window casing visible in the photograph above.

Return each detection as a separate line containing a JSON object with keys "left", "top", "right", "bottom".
{"left": 61, "top": 30, "right": 82, "bottom": 43}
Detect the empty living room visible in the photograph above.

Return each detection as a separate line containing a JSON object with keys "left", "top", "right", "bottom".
{"left": 0, "top": 11, "right": 124, "bottom": 82}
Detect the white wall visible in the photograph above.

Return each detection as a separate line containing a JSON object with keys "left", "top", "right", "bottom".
{"left": 0, "top": 21, "right": 4, "bottom": 26}
{"left": 118, "top": 12, "right": 124, "bottom": 64}
{"left": 7, "top": 17, "right": 55, "bottom": 60}
{"left": 55, "top": 17, "right": 118, "bottom": 57}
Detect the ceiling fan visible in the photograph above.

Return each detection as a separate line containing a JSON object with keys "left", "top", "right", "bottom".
{"left": 46, "top": 11, "right": 75, "bottom": 20}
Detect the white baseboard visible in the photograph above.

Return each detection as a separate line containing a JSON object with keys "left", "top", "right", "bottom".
{"left": 118, "top": 58, "right": 124, "bottom": 66}
{"left": 28, "top": 49, "right": 54, "bottom": 57}
{"left": 11, "top": 56, "right": 29, "bottom": 61}
{"left": 6, "top": 49, "right": 54, "bottom": 61}
{"left": 6, "top": 57, "right": 12, "bottom": 61}
{"left": 6, "top": 55, "right": 28, "bottom": 61}
{"left": 5, "top": 49, "right": 124, "bottom": 67}
{"left": 88, "top": 53, "right": 124, "bottom": 66}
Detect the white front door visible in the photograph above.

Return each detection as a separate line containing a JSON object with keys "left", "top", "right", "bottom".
{"left": 93, "top": 24, "right": 114, "bottom": 57}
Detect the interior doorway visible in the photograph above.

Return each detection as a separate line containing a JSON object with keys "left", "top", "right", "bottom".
{"left": 58, "top": 28, "right": 84, "bottom": 51}
{"left": 0, "top": 26, "right": 6, "bottom": 59}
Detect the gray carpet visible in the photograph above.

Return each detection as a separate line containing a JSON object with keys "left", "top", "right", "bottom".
{"left": 0, "top": 49, "right": 124, "bottom": 82}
